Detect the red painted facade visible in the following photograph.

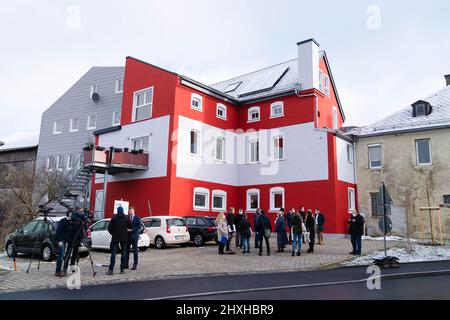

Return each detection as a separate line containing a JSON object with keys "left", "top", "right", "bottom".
{"left": 91, "top": 52, "right": 357, "bottom": 235}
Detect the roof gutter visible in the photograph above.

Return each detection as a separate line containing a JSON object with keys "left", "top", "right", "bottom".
{"left": 354, "top": 124, "right": 450, "bottom": 139}
{"left": 179, "top": 77, "right": 239, "bottom": 105}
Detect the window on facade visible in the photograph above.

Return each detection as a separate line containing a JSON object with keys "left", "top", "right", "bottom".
{"left": 324, "top": 75, "right": 330, "bottom": 96}
{"left": 332, "top": 107, "right": 338, "bottom": 130}
{"left": 90, "top": 84, "right": 99, "bottom": 98}
{"left": 347, "top": 144, "right": 354, "bottom": 164}
{"left": 56, "top": 155, "right": 64, "bottom": 170}
{"left": 133, "top": 87, "right": 153, "bottom": 122}
{"left": 193, "top": 187, "right": 209, "bottom": 211}
{"left": 190, "top": 130, "right": 200, "bottom": 155}
{"left": 273, "top": 136, "right": 284, "bottom": 160}
{"left": 190, "top": 93, "right": 203, "bottom": 111}
{"left": 416, "top": 139, "right": 431, "bottom": 165}
{"left": 115, "top": 79, "right": 123, "bottom": 94}
{"left": 246, "top": 189, "right": 260, "bottom": 211}
{"left": 53, "top": 120, "right": 63, "bottom": 134}
{"left": 67, "top": 154, "right": 74, "bottom": 170}
{"left": 348, "top": 188, "right": 355, "bottom": 212}
{"left": 70, "top": 118, "right": 79, "bottom": 132}
{"left": 443, "top": 195, "right": 450, "bottom": 204}
{"left": 270, "top": 102, "right": 284, "bottom": 118}
{"left": 46, "top": 156, "right": 55, "bottom": 170}
{"left": 87, "top": 114, "right": 97, "bottom": 130}
{"left": 368, "top": 144, "right": 382, "bottom": 169}
{"left": 249, "top": 140, "right": 259, "bottom": 164}
{"left": 318, "top": 70, "right": 324, "bottom": 92}
{"left": 216, "top": 104, "right": 227, "bottom": 119}
{"left": 270, "top": 187, "right": 285, "bottom": 211}
{"left": 212, "top": 190, "right": 226, "bottom": 211}
{"left": 131, "top": 136, "right": 149, "bottom": 152}
{"left": 113, "top": 111, "right": 121, "bottom": 126}
{"left": 370, "top": 192, "right": 380, "bottom": 217}
{"left": 215, "top": 137, "right": 225, "bottom": 162}
{"left": 248, "top": 107, "right": 260, "bottom": 122}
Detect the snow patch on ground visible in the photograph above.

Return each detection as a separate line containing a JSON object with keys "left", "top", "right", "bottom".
{"left": 362, "top": 236, "right": 417, "bottom": 242}
{"left": 344, "top": 244, "right": 450, "bottom": 266}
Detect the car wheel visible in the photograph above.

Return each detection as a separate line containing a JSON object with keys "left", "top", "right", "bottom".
{"left": 78, "top": 252, "right": 89, "bottom": 258}
{"left": 6, "top": 241, "right": 15, "bottom": 258}
{"left": 193, "top": 233, "right": 204, "bottom": 247}
{"left": 41, "top": 244, "right": 54, "bottom": 262}
{"left": 139, "top": 246, "right": 147, "bottom": 252}
{"left": 155, "top": 236, "right": 165, "bottom": 249}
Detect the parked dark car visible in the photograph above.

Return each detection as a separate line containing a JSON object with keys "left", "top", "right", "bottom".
{"left": 5, "top": 216, "right": 91, "bottom": 262}
{"left": 184, "top": 216, "right": 218, "bottom": 246}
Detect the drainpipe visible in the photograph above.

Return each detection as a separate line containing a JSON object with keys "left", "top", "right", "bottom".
{"left": 294, "top": 87, "right": 319, "bottom": 127}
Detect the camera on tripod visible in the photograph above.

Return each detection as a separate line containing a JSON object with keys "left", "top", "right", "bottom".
{"left": 38, "top": 205, "right": 54, "bottom": 218}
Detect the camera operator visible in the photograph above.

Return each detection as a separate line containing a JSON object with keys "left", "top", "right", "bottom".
{"left": 63, "top": 206, "right": 87, "bottom": 273}
{"left": 55, "top": 210, "right": 72, "bottom": 277}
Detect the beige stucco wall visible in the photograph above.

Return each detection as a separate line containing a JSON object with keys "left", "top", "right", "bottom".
{"left": 355, "top": 128, "right": 450, "bottom": 239}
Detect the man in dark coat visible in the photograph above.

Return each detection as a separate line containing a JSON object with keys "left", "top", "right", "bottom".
{"left": 305, "top": 209, "right": 315, "bottom": 253}
{"left": 253, "top": 209, "right": 261, "bottom": 248}
{"left": 234, "top": 209, "right": 244, "bottom": 249}
{"left": 225, "top": 207, "right": 235, "bottom": 252}
{"left": 55, "top": 210, "right": 72, "bottom": 277}
{"left": 315, "top": 208, "right": 326, "bottom": 245}
{"left": 125, "top": 207, "right": 142, "bottom": 270}
{"left": 239, "top": 214, "right": 252, "bottom": 253}
{"left": 286, "top": 209, "right": 294, "bottom": 244}
{"left": 348, "top": 211, "right": 365, "bottom": 255}
{"left": 106, "top": 206, "right": 132, "bottom": 275}
{"left": 256, "top": 210, "right": 272, "bottom": 256}
{"left": 63, "top": 206, "right": 87, "bottom": 273}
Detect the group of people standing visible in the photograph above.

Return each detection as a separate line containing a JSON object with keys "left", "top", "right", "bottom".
{"left": 215, "top": 206, "right": 326, "bottom": 257}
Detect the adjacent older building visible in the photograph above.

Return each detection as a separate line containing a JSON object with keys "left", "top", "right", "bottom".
{"left": 352, "top": 77, "right": 450, "bottom": 237}
{"left": 0, "top": 131, "right": 39, "bottom": 174}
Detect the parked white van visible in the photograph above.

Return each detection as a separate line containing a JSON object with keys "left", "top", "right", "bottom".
{"left": 141, "top": 216, "right": 190, "bottom": 249}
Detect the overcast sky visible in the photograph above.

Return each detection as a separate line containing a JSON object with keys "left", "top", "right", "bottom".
{"left": 1, "top": 0, "right": 449, "bottom": 139}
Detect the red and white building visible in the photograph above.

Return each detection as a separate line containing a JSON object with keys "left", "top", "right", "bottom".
{"left": 90, "top": 39, "right": 357, "bottom": 235}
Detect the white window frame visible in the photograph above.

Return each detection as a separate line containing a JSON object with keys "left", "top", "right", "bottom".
{"left": 66, "top": 154, "right": 74, "bottom": 170}
{"left": 53, "top": 120, "right": 62, "bottom": 134}
{"left": 416, "top": 139, "right": 432, "bottom": 166}
{"left": 318, "top": 70, "right": 324, "bottom": 92}
{"left": 90, "top": 84, "right": 99, "bottom": 97}
{"left": 247, "top": 106, "right": 260, "bottom": 123}
{"left": 332, "top": 106, "right": 338, "bottom": 130}
{"left": 131, "top": 135, "right": 149, "bottom": 152}
{"left": 115, "top": 78, "right": 123, "bottom": 94}
{"left": 246, "top": 188, "right": 260, "bottom": 212}
{"left": 132, "top": 86, "right": 154, "bottom": 122}
{"left": 216, "top": 103, "right": 227, "bottom": 120}
{"left": 190, "top": 93, "right": 203, "bottom": 112}
{"left": 273, "top": 136, "right": 284, "bottom": 161}
{"left": 69, "top": 118, "right": 79, "bottom": 133}
{"left": 269, "top": 187, "right": 285, "bottom": 212}
{"left": 193, "top": 187, "right": 210, "bottom": 211}
{"left": 112, "top": 111, "right": 121, "bottom": 126}
{"left": 348, "top": 188, "right": 356, "bottom": 212}
{"left": 56, "top": 155, "right": 64, "bottom": 171}
{"left": 215, "top": 136, "right": 225, "bottom": 162}
{"left": 347, "top": 144, "right": 354, "bottom": 164}
{"left": 270, "top": 101, "right": 284, "bottom": 118}
{"left": 212, "top": 190, "right": 227, "bottom": 212}
{"left": 368, "top": 144, "right": 382, "bottom": 169}
{"left": 87, "top": 114, "right": 97, "bottom": 130}
{"left": 46, "top": 156, "right": 54, "bottom": 171}
{"left": 248, "top": 139, "right": 259, "bottom": 164}
{"left": 324, "top": 74, "right": 330, "bottom": 96}
{"left": 189, "top": 129, "right": 201, "bottom": 156}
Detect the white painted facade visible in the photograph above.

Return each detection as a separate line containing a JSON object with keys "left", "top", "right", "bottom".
{"left": 95, "top": 115, "right": 170, "bottom": 183}
{"left": 176, "top": 116, "right": 329, "bottom": 186}
{"left": 336, "top": 137, "right": 356, "bottom": 184}
{"left": 297, "top": 39, "right": 320, "bottom": 91}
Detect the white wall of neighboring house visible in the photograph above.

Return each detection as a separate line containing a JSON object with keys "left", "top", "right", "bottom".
{"left": 336, "top": 137, "right": 356, "bottom": 184}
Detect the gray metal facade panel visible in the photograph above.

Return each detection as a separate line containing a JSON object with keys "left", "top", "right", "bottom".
{"left": 36, "top": 67, "right": 124, "bottom": 169}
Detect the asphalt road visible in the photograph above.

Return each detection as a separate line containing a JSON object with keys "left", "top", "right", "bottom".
{"left": 1, "top": 261, "right": 449, "bottom": 300}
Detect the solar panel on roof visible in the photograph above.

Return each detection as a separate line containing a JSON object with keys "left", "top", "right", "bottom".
{"left": 224, "top": 81, "right": 242, "bottom": 93}
{"left": 238, "top": 65, "right": 289, "bottom": 97}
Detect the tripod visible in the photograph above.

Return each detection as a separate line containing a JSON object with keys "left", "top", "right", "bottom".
{"left": 26, "top": 216, "right": 50, "bottom": 273}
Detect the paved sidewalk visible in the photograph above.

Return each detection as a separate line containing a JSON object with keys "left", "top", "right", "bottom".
{"left": 0, "top": 237, "right": 399, "bottom": 294}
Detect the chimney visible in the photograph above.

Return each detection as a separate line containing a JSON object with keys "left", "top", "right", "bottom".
{"left": 445, "top": 74, "right": 450, "bottom": 86}
{"left": 297, "top": 38, "right": 321, "bottom": 91}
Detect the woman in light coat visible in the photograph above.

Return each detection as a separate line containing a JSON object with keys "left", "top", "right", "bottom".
{"left": 215, "top": 212, "right": 229, "bottom": 255}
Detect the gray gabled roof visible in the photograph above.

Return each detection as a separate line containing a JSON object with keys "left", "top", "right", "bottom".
{"left": 353, "top": 86, "right": 450, "bottom": 137}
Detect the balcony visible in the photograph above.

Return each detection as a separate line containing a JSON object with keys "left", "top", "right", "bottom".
{"left": 83, "top": 145, "right": 149, "bottom": 173}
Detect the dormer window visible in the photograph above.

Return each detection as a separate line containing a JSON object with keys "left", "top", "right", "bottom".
{"left": 412, "top": 100, "right": 432, "bottom": 117}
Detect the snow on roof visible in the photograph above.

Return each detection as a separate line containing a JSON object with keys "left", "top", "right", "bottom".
{"left": 0, "top": 131, "right": 39, "bottom": 152}
{"left": 354, "top": 85, "right": 450, "bottom": 137}
{"left": 210, "top": 58, "right": 300, "bottom": 102}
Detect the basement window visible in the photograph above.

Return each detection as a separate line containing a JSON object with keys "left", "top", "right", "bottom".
{"left": 444, "top": 195, "right": 450, "bottom": 204}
